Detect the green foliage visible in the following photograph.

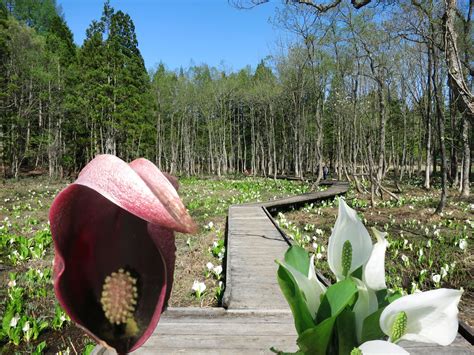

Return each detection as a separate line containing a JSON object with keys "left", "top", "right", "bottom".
{"left": 360, "top": 308, "right": 385, "bottom": 343}
{"left": 277, "top": 261, "right": 315, "bottom": 335}
{"left": 284, "top": 245, "right": 310, "bottom": 275}
{"left": 315, "top": 278, "right": 357, "bottom": 323}
{"left": 0, "top": 0, "right": 156, "bottom": 176}
{"left": 276, "top": 246, "right": 388, "bottom": 354}
{"left": 276, "top": 185, "right": 472, "bottom": 354}
{"left": 336, "top": 309, "right": 357, "bottom": 355}
{"left": 82, "top": 343, "right": 97, "bottom": 355}
{"left": 297, "top": 316, "right": 336, "bottom": 355}
{"left": 276, "top": 246, "right": 361, "bottom": 354}
{"left": 0, "top": 0, "right": 471, "bottom": 194}
{"left": 1, "top": 227, "right": 52, "bottom": 265}
{"left": 0, "top": 284, "right": 50, "bottom": 345}
{"left": 75, "top": 1, "right": 153, "bottom": 161}
{"left": 278, "top": 190, "right": 472, "bottom": 303}
{"left": 2, "top": 0, "right": 60, "bottom": 33}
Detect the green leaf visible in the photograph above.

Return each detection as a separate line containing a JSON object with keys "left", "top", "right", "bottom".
{"left": 1, "top": 306, "right": 14, "bottom": 334}
{"left": 316, "top": 278, "right": 358, "bottom": 323}
{"left": 361, "top": 307, "right": 386, "bottom": 343}
{"left": 387, "top": 291, "right": 403, "bottom": 304}
{"left": 352, "top": 265, "right": 363, "bottom": 280}
{"left": 336, "top": 308, "right": 357, "bottom": 355}
{"left": 277, "top": 259, "right": 326, "bottom": 320}
{"left": 316, "top": 295, "right": 331, "bottom": 324}
{"left": 82, "top": 343, "right": 97, "bottom": 355}
{"left": 284, "top": 245, "right": 310, "bottom": 275}
{"left": 277, "top": 263, "right": 315, "bottom": 335}
{"left": 376, "top": 289, "right": 388, "bottom": 307}
{"left": 33, "top": 341, "right": 47, "bottom": 355}
{"left": 297, "top": 316, "right": 336, "bottom": 355}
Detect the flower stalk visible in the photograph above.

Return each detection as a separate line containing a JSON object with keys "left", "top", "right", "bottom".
{"left": 341, "top": 240, "right": 352, "bottom": 278}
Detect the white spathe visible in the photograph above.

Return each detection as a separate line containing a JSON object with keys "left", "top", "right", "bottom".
{"left": 363, "top": 228, "right": 388, "bottom": 291}
{"left": 359, "top": 340, "right": 409, "bottom": 354}
{"left": 192, "top": 280, "right": 206, "bottom": 294}
{"left": 352, "top": 277, "right": 378, "bottom": 342}
{"left": 328, "top": 198, "right": 373, "bottom": 280}
{"left": 278, "top": 256, "right": 326, "bottom": 318}
{"left": 380, "top": 288, "right": 463, "bottom": 345}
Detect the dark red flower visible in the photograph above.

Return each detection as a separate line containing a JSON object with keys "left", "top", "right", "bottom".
{"left": 49, "top": 155, "right": 196, "bottom": 353}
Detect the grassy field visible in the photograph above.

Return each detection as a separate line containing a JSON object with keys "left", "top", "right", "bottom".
{"left": 0, "top": 176, "right": 310, "bottom": 354}
{"left": 276, "top": 180, "right": 473, "bottom": 328}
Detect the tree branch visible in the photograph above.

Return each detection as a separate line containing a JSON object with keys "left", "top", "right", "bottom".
{"left": 289, "top": 0, "right": 373, "bottom": 12}
{"left": 351, "top": 0, "right": 372, "bottom": 9}
{"left": 444, "top": 0, "right": 474, "bottom": 121}
{"left": 289, "top": 0, "right": 342, "bottom": 12}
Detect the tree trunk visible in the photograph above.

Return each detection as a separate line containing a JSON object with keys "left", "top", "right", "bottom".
{"left": 461, "top": 115, "right": 471, "bottom": 196}
{"left": 444, "top": 0, "right": 474, "bottom": 123}
{"left": 433, "top": 51, "right": 448, "bottom": 214}
{"left": 424, "top": 46, "right": 433, "bottom": 189}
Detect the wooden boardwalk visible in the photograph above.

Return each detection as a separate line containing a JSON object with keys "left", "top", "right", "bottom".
{"left": 93, "top": 181, "right": 473, "bottom": 354}
{"left": 116, "top": 308, "right": 298, "bottom": 354}
{"left": 222, "top": 205, "right": 289, "bottom": 310}
{"left": 245, "top": 181, "right": 349, "bottom": 213}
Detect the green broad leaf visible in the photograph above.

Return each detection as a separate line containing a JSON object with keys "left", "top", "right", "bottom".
{"left": 317, "top": 295, "right": 331, "bottom": 323}
{"left": 361, "top": 307, "right": 386, "bottom": 343}
{"left": 33, "top": 341, "right": 47, "bottom": 355}
{"left": 376, "top": 289, "right": 388, "bottom": 307}
{"left": 1, "top": 305, "right": 14, "bottom": 334}
{"left": 351, "top": 265, "right": 363, "bottom": 280}
{"left": 277, "top": 263, "right": 315, "bottom": 335}
{"left": 277, "top": 259, "right": 325, "bottom": 320}
{"left": 82, "top": 343, "right": 96, "bottom": 355}
{"left": 284, "top": 245, "right": 310, "bottom": 275}
{"left": 336, "top": 308, "right": 357, "bottom": 355}
{"left": 297, "top": 316, "right": 336, "bottom": 355}
{"left": 317, "top": 278, "right": 358, "bottom": 323}
{"left": 387, "top": 290, "right": 403, "bottom": 304}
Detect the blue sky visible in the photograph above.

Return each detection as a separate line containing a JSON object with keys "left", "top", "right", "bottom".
{"left": 58, "top": 0, "right": 288, "bottom": 72}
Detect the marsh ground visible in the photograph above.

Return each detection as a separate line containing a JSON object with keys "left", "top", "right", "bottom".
{"left": 277, "top": 180, "right": 473, "bottom": 328}
{"left": 0, "top": 176, "right": 310, "bottom": 353}
{"left": 0, "top": 176, "right": 472, "bottom": 353}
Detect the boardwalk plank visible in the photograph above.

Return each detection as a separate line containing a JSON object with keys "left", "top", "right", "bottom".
{"left": 93, "top": 309, "right": 473, "bottom": 355}
{"left": 224, "top": 205, "right": 290, "bottom": 310}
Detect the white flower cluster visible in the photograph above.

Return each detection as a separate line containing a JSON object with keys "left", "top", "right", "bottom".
{"left": 278, "top": 198, "right": 463, "bottom": 354}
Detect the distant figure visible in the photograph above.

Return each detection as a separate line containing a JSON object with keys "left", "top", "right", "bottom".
{"left": 323, "top": 165, "right": 329, "bottom": 180}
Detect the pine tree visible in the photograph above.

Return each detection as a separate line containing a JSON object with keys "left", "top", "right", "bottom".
{"left": 78, "top": 1, "right": 152, "bottom": 161}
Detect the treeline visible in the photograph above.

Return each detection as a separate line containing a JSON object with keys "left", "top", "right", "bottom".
{"left": 0, "top": 0, "right": 152, "bottom": 178}
{"left": 0, "top": 1, "right": 472, "bottom": 202}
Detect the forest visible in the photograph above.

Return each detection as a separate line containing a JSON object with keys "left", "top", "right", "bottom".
{"left": 0, "top": 0, "right": 472, "bottom": 205}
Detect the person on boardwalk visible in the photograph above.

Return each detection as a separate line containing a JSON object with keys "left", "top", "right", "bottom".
{"left": 323, "top": 165, "right": 329, "bottom": 180}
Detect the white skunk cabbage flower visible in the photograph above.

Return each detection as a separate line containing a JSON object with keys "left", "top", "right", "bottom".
{"left": 363, "top": 228, "right": 388, "bottom": 291}
{"left": 278, "top": 254, "right": 326, "bottom": 318}
{"left": 328, "top": 198, "right": 372, "bottom": 280}
{"left": 380, "top": 288, "right": 463, "bottom": 345}
{"left": 353, "top": 340, "right": 409, "bottom": 354}
{"left": 352, "top": 278, "right": 378, "bottom": 342}
{"left": 192, "top": 281, "right": 206, "bottom": 294}
{"left": 307, "top": 254, "right": 327, "bottom": 315}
